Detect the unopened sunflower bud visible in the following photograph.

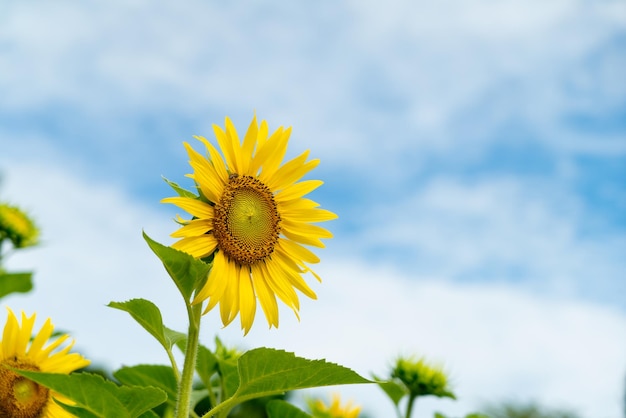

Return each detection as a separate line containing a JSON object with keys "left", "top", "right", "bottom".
{"left": 392, "top": 356, "right": 456, "bottom": 400}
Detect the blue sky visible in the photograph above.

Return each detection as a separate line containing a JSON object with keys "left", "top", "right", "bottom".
{"left": 1, "top": 1, "right": 625, "bottom": 417}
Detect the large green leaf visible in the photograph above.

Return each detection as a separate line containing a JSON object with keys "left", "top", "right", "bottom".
{"left": 143, "top": 232, "right": 211, "bottom": 302}
{"left": 218, "top": 356, "right": 240, "bottom": 400}
{"left": 14, "top": 370, "right": 166, "bottom": 418}
{"left": 108, "top": 299, "right": 183, "bottom": 353}
{"left": 0, "top": 271, "right": 33, "bottom": 299}
{"left": 266, "top": 400, "right": 312, "bottom": 418}
{"left": 113, "top": 365, "right": 177, "bottom": 407}
{"left": 235, "top": 348, "right": 371, "bottom": 399}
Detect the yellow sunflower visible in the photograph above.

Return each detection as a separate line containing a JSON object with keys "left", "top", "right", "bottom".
{"left": 162, "top": 114, "right": 337, "bottom": 333}
{"left": 309, "top": 393, "right": 361, "bottom": 418}
{"left": 0, "top": 308, "right": 90, "bottom": 418}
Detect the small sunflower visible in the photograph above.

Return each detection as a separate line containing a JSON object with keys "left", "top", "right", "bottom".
{"left": 0, "top": 203, "right": 39, "bottom": 249}
{"left": 0, "top": 308, "right": 90, "bottom": 417}
{"left": 163, "top": 114, "right": 337, "bottom": 333}
{"left": 309, "top": 394, "right": 361, "bottom": 418}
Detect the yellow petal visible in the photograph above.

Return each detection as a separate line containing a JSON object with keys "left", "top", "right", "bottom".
{"left": 280, "top": 220, "right": 333, "bottom": 248}
{"left": 194, "top": 135, "right": 229, "bottom": 184}
{"left": 194, "top": 251, "right": 228, "bottom": 307}
{"left": 275, "top": 180, "right": 323, "bottom": 202}
{"left": 281, "top": 230, "right": 324, "bottom": 248}
{"left": 184, "top": 142, "right": 224, "bottom": 203}
{"left": 226, "top": 117, "right": 245, "bottom": 173}
{"left": 278, "top": 239, "right": 320, "bottom": 264}
{"left": 2, "top": 309, "right": 19, "bottom": 357}
{"left": 263, "top": 260, "right": 300, "bottom": 312}
{"left": 213, "top": 119, "right": 240, "bottom": 172}
{"left": 27, "top": 317, "right": 54, "bottom": 357}
{"left": 272, "top": 255, "right": 317, "bottom": 300}
{"left": 239, "top": 269, "right": 257, "bottom": 334}
{"left": 251, "top": 264, "right": 279, "bottom": 328}
{"left": 240, "top": 114, "right": 258, "bottom": 174}
{"left": 219, "top": 258, "right": 240, "bottom": 326}
{"left": 171, "top": 218, "right": 214, "bottom": 238}
{"left": 267, "top": 152, "right": 320, "bottom": 192}
{"left": 256, "top": 127, "right": 290, "bottom": 181}
{"left": 15, "top": 311, "right": 36, "bottom": 356}
{"left": 161, "top": 197, "right": 214, "bottom": 219}
{"left": 281, "top": 207, "right": 338, "bottom": 223}
{"left": 172, "top": 235, "right": 218, "bottom": 258}
{"left": 279, "top": 197, "right": 320, "bottom": 210}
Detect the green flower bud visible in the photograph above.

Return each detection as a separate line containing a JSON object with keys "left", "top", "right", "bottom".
{"left": 392, "top": 356, "right": 456, "bottom": 400}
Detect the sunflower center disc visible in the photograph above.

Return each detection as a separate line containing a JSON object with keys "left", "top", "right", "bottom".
{"left": 0, "top": 358, "right": 49, "bottom": 418}
{"left": 214, "top": 175, "right": 281, "bottom": 265}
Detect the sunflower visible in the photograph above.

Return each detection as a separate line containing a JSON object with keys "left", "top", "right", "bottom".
{"left": 162, "top": 114, "right": 336, "bottom": 333}
{"left": 0, "top": 308, "right": 90, "bottom": 417}
{"left": 0, "top": 203, "right": 39, "bottom": 249}
{"left": 309, "top": 393, "right": 361, "bottom": 418}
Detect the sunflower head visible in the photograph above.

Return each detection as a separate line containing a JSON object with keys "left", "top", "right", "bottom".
{"left": 309, "top": 393, "right": 361, "bottom": 418}
{"left": 0, "top": 308, "right": 90, "bottom": 417}
{"left": 392, "top": 356, "right": 455, "bottom": 399}
{"left": 0, "top": 203, "right": 39, "bottom": 249}
{"left": 162, "top": 114, "right": 337, "bottom": 333}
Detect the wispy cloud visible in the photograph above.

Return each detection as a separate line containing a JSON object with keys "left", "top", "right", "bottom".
{"left": 1, "top": 0, "right": 624, "bottom": 416}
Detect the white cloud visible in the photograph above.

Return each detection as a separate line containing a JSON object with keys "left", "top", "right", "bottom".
{"left": 1, "top": 0, "right": 623, "bottom": 170}
{"left": 1, "top": 144, "right": 625, "bottom": 418}
{"left": 353, "top": 175, "right": 626, "bottom": 305}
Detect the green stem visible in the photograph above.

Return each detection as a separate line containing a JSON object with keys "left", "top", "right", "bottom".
{"left": 405, "top": 395, "right": 416, "bottom": 418}
{"left": 167, "top": 348, "right": 181, "bottom": 382}
{"left": 201, "top": 395, "right": 237, "bottom": 418}
{"left": 175, "top": 303, "right": 202, "bottom": 418}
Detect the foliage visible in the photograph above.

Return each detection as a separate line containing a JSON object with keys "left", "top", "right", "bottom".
{"left": 0, "top": 201, "right": 38, "bottom": 301}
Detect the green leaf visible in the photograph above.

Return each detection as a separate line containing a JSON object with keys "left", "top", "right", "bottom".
{"left": 196, "top": 343, "right": 219, "bottom": 389}
{"left": 137, "top": 411, "right": 160, "bottom": 418}
{"left": 214, "top": 337, "right": 241, "bottom": 399}
{"left": 175, "top": 338, "right": 220, "bottom": 392}
{"left": 143, "top": 232, "right": 211, "bottom": 301}
{"left": 164, "top": 326, "right": 187, "bottom": 348}
{"left": 191, "top": 388, "right": 211, "bottom": 411}
{"left": 218, "top": 355, "right": 240, "bottom": 400}
{"left": 57, "top": 403, "right": 101, "bottom": 418}
{"left": 234, "top": 348, "right": 371, "bottom": 400}
{"left": 0, "top": 271, "right": 33, "bottom": 299}
{"left": 113, "top": 365, "right": 177, "bottom": 407}
{"left": 266, "top": 400, "right": 313, "bottom": 418}
{"left": 13, "top": 370, "right": 166, "bottom": 418}
{"left": 108, "top": 299, "right": 177, "bottom": 353}
{"left": 162, "top": 176, "right": 198, "bottom": 199}
{"left": 372, "top": 375, "right": 407, "bottom": 406}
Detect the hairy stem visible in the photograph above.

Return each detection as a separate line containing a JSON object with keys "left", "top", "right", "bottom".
{"left": 175, "top": 303, "right": 202, "bottom": 418}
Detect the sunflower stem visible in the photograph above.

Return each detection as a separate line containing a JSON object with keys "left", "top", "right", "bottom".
{"left": 405, "top": 395, "right": 416, "bottom": 418}
{"left": 176, "top": 302, "right": 202, "bottom": 418}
